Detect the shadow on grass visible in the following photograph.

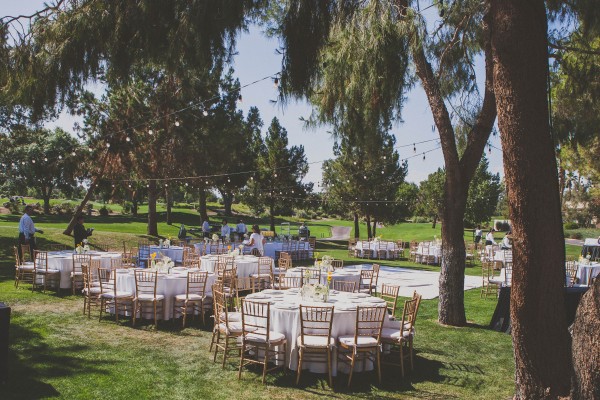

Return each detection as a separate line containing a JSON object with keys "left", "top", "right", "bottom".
{"left": 0, "top": 320, "right": 113, "bottom": 400}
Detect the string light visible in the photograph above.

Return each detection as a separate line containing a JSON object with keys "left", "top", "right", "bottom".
{"left": 175, "top": 120, "right": 180, "bottom": 127}
{"left": 423, "top": 152, "right": 426, "bottom": 161}
{"left": 237, "top": 94, "right": 243, "bottom": 103}
{"left": 125, "top": 137, "right": 131, "bottom": 142}
{"left": 202, "top": 109, "right": 209, "bottom": 117}
{"left": 413, "top": 143, "right": 416, "bottom": 152}
{"left": 148, "top": 129, "right": 153, "bottom": 135}
{"left": 106, "top": 143, "right": 111, "bottom": 148}
{"left": 273, "top": 77, "right": 279, "bottom": 88}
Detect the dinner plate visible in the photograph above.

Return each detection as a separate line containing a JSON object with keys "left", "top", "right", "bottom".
{"left": 355, "top": 293, "right": 369, "bottom": 298}
{"left": 248, "top": 294, "right": 269, "bottom": 299}
{"left": 273, "top": 303, "right": 297, "bottom": 310}
{"left": 262, "top": 290, "right": 283, "bottom": 295}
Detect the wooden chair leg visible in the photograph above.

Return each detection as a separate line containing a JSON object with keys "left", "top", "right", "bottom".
{"left": 262, "top": 346, "right": 269, "bottom": 384}
{"left": 400, "top": 342, "right": 405, "bottom": 377}
{"left": 348, "top": 350, "right": 356, "bottom": 387}
{"left": 376, "top": 349, "right": 382, "bottom": 384}
{"left": 238, "top": 342, "right": 245, "bottom": 379}
{"left": 327, "top": 348, "right": 333, "bottom": 387}
{"left": 296, "top": 348, "right": 303, "bottom": 384}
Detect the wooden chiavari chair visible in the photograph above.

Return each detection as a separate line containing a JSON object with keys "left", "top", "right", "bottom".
{"left": 72, "top": 254, "right": 92, "bottom": 294}
{"left": 370, "top": 264, "right": 381, "bottom": 295}
{"left": 183, "top": 252, "right": 201, "bottom": 269}
{"left": 20, "top": 244, "right": 33, "bottom": 263}
{"left": 210, "top": 283, "right": 243, "bottom": 368}
{"left": 348, "top": 239, "right": 357, "bottom": 257}
{"left": 409, "top": 240, "right": 419, "bottom": 262}
{"left": 278, "top": 276, "right": 303, "bottom": 289}
{"left": 381, "top": 292, "right": 422, "bottom": 377}
{"left": 14, "top": 245, "right": 34, "bottom": 288}
{"left": 481, "top": 262, "right": 500, "bottom": 299}
{"left": 337, "top": 306, "right": 387, "bottom": 387}
{"left": 296, "top": 305, "right": 335, "bottom": 386}
{"left": 82, "top": 264, "right": 103, "bottom": 318}
{"left": 333, "top": 280, "right": 356, "bottom": 293}
{"left": 358, "top": 269, "right": 375, "bottom": 294}
{"left": 173, "top": 271, "right": 209, "bottom": 327}
{"left": 377, "top": 241, "right": 388, "bottom": 260}
{"left": 94, "top": 243, "right": 110, "bottom": 252}
{"left": 360, "top": 241, "right": 374, "bottom": 259}
{"left": 331, "top": 259, "right": 344, "bottom": 270}
{"left": 238, "top": 299, "right": 287, "bottom": 383}
{"left": 133, "top": 270, "right": 165, "bottom": 327}
{"left": 99, "top": 268, "right": 133, "bottom": 323}
{"left": 565, "top": 261, "right": 579, "bottom": 287}
{"left": 380, "top": 283, "right": 400, "bottom": 318}
{"left": 32, "top": 250, "right": 60, "bottom": 293}
{"left": 250, "top": 257, "right": 274, "bottom": 292}
{"left": 299, "top": 268, "right": 321, "bottom": 285}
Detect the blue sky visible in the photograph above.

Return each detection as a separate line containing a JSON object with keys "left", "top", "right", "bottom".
{"left": 6, "top": 1, "right": 504, "bottom": 185}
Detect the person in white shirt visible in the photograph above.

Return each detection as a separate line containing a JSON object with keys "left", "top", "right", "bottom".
{"left": 18, "top": 205, "right": 43, "bottom": 259}
{"left": 235, "top": 219, "right": 247, "bottom": 241}
{"left": 501, "top": 233, "right": 512, "bottom": 250}
{"left": 221, "top": 219, "right": 231, "bottom": 241}
{"left": 485, "top": 229, "right": 496, "bottom": 246}
{"left": 247, "top": 224, "right": 266, "bottom": 256}
{"left": 474, "top": 225, "right": 483, "bottom": 248}
{"left": 202, "top": 219, "right": 210, "bottom": 238}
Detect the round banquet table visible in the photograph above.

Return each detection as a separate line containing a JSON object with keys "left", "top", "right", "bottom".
{"left": 354, "top": 241, "right": 397, "bottom": 259}
{"left": 114, "top": 268, "right": 216, "bottom": 320}
{"left": 576, "top": 262, "right": 600, "bottom": 285}
{"left": 285, "top": 267, "right": 361, "bottom": 288}
{"left": 200, "top": 255, "right": 273, "bottom": 278}
{"left": 149, "top": 246, "right": 184, "bottom": 263}
{"left": 243, "top": 289, "right": 393, "bottom": 376}
{"left": 241, "top": 241, "right": 314, "bottom": 259}
{"left": 416, "top": 243, "right": 442, "bottom": 263}
{"left": 45, "top": 251, "right": 122, "bottom": 289}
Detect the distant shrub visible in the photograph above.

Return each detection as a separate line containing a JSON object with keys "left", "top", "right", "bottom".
{"left": 85, "top": 204, "right": 93, "bottom": 216}
{"left": 563, "top": 222, "right": 579, "bottom": 230}
{"left": 99, "top": 205, "right": 110, "bottom": 216}
{"left": 4, "top": 201, "right": 21, "bottom": 214}
{"left": 494, "top": 220, "right": 511, "bottom": 232}
{"left": 51, "top": 202, "right": 74, "bottom": 215}
{"left": 121, "top": 201, "right": 133, "bottom": 215}
{"left": 412, "top": 216, "right": 429, "bottom": 223}
{"left": 296, "top": 209, "right": 310, "bottom": 220}
{"left": 571, "top": 232, "right": 583, "bottom": 240}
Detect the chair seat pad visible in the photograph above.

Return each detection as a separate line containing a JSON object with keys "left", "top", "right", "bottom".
{"left": 298, "top": 335, "right": 335, "bottom": 348}
{"left": 136, "top": 294, "right": 165, "bottom": 301}
{"left": 71, "top": 271, "right": 84, "bottom": 277}
{"left": 175, "top": 293, "right": 205, "bottom": 301}
{"left": 18, "top": 264, "right": 35, "bottom": 271}
{"left": 219, "top": 311, "right": 241, "bottom": 322}
{"left": 102, "top": 291, "right": 133, "bottom": 299}
{"left": 488, "top": 278, "right": 503, "bottom": 285}
{"left": 338, "top": 335, "right": 378, "bottom": 348}
{"left": 250, "top": 273, "right": 271, "bottom": 278}
{"left": 245, "top": 329, "right": 286, "bottom": 344}
{"left": 36, "top": 269, "right": 60, "bottom": 274}
{"left": 83, "top": 287, "right": 103, "bottom": 295}
{"left": 381, "top": 327, "right": 414, "bottom": 341}
{"left": 219, "top": 322, "right": 243, "bottom": 335}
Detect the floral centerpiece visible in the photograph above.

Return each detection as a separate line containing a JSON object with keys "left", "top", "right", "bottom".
{"left": 204, "top": 237, "right": 210, "bottom": 244}
{"left": 228, "top": 244, "right": 244, "bottom": 257}
{"left": 579, "top": 254, "right": 592, "bottom": 265}
{"left": 373, "top": 235, "right": 382, "bottom": 243}
{"left": 300, "top": 269, "right": 330, "bottom": 302}
{"left": 212, "top": 233, "right": 219, "bottom": 242}
{"left": 149, "top": 253, "right": 175, "bottom": 273}
{"left": 75, "top": 243, "right": 90, "bottom": 254}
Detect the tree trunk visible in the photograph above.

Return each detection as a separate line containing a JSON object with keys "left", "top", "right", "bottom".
{"left": 198, "top": 189, "right": 208, "bottom": 222}
{"left": 132, "top": 195, "right": 138, "bottom": 217}
{"left": 223, "top": 193, "right": 233, "bottom": 216}
{"left": 147, "top": 180, "right": 158, "bottom": 236}
{"left": 366, "top": 215, "right": 372, "bottom": 239}
{"left": 353, "top": 212, "right": 360, "bottom": 239}
{"left": 165, "top": 188, "right": 172, "bottom": 225}
{"left": 571, "top": 279, "right": 600, "bottom": 399}
{"left": 490, "top": 1, "right": 572, "bottom": 397}
{"left": 432, "top": 215, "right": 437, "bottom": 229}
{"left": 269, "top": 202, "right": 276, "bottom": 232}
{"left": 438, "top": 185, "right": 468, "bottom": 326}
{"left": 63, "top": 150, "right": 110, "bottom": 235}
{"left": 42, "top": 192, "right": 51, "bottom": 215}
{"left": 372, "top": 220, "right": 377, "bottom": 237}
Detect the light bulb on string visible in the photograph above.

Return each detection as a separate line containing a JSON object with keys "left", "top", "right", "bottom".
{"left": 106, "top": 143, "right": 111, "bottom": 148}
{"left": 44, "top": 157, "right": 48, "bottom": 162}
{"left": 58, "top": 155, "right": 62, "bottom": 160}
{"left": 274, "top": 173, "right": 278, "bottom": 178}
{"left": 128, "top": 183, "right": 132, "bottom": 188}
{"left": 148, "top": 129, "right": 153, "bottom": 135}
{"left": 237, "top": 94, "right": 243, "bottom": 103}
{"left": 423, "top": 153, "right": 426, "bottom": 161}
{"left": 175, "top": 120, "right": 180, "bottom": 127}
{"left": 31, "top": 159, "right": 35, "bottom": 164}
{"left": 88, "top": 147, "right": 93, "bottom": 152}
{"left": 227, "top": 177, "right": 231, "bottom": 183}
{"left": 488, "top": 145, "right": 492, "bottom": 153}
{"left": 71, "top": 152, "right": 76, "bottom": 156}
{"left": 273, "top": 77, "right": 279, "bottom": 88}
{"left": 413, "top": 143, "right": 416, "bottom": 152}
{"left": 185, "top": 182, "right": 188, "bottom": 187}
{"left": 202, "top": 109, "right": 209, "bottom": 117}
{"left": 125, "top": 137, "right": 131, "bottom": 142}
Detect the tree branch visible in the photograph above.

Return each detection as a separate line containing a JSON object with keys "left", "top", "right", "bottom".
{"left": 549, "top": 41, "right": 600, "bottom": 57}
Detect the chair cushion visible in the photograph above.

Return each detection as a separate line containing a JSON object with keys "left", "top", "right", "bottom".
{"left": 71, "top": 271, "right": 84, "bottom": 277}
{"left": 338, "top": 335, "right": 378, "bottom": 348}
{"left": 175, "top": 294, "right": 205, "bottom": 301}
{"left": 250, "top": 273, "right": 271, "bottom": 278}
{"left": 297, "top": 335, "right": 335, "bottom": 348}
{"left": 219, "top": 311, "right": 241, "bottom": 322}
{"left": 136, "top": 294, "right": 165, "bottom": 301}
{"left": 219, "top": 322, "right": 243, "bottom": 335}
{"left": 18, "top": 265, "right": 35, "bottom": 271}
{"left": 245, "top": 329, "right": 286, "bottom": 344}
{"left": 381, "top": 327, "right": 414, "bottom": 341}
{"left": 82, "top": 287, "right": 103, "bottom": 295}
{"left": 102, "top": 291, "right": 133, "bottom": 299}
{"left": 36, "top": 269, "right": 60, "bottom": 274}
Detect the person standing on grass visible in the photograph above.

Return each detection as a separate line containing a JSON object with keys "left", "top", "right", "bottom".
{"left": 18, "top": 204, "right": 43, "bottom": 259}
{"left": 73, "top": 215, "right": 93, "bottom": 248}
{"left": 485, "top": 228, "right": 496, "bottom": 246}
{"left": 221, "top": 219, "right": 231, "bottom": 242}
{"left": 202, "top": 218, "right": 210, "bottom": 238}
{"left": 247, "top": 224, "right": 266, "bottom": 256}
{"left": 474, "top": 225, "right": 483, "bottom": 249}
{"left": 235, "top": 219, "right": 247, "bottom": 241}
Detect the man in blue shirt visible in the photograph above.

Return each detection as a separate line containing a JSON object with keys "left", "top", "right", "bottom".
{"left": 202, "top": 219, "right": 211, "bottom": 238}
{"left": 18, "top": 205, "right": 43, "bottom": 259}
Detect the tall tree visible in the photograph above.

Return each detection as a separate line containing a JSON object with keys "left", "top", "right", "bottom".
{"left": 244, "top": 117, "right": 311, "bottom": 231}
{"left": 276, "top": 0, "right": 497, "bottom": 326}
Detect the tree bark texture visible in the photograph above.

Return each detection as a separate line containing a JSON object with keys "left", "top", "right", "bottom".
{"left": 269, "top": 202, "right": 275, "bottom": 232}
{"left": 571, "top": 279, "right": 600, "bottom": 399}
{"left": 366, "top": 215, "right": 372, "bottom": 239}
{"left": 198, "top": 189, "right": 208, "bottom": 222}
{"left": 165, "top": 188, "right": 172, "bottom": 225}
{"left": 490, "top": 1, "right": 572, "bottom": 397}
{"left": 63, "top": 151, "right": 110, "bottom": 236}
{"left": 42, "top": 194, "right": 51, "bottom": 215}
{"left": 372, "top": 220, "right": 377, "bottom": 238}
{"left": 353, "top": 212, "right": 360, "bottom": 239}
{"left": 221, "top": 190, "right": 233, "bottom": 217}
{"left": 412, "top": 8, "right": 497, "bottom": 326}
{"left": 147, "top": 180, "right": 158, "bottom": 236}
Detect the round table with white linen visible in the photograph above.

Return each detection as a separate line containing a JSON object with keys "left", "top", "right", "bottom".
{"left": 416, "top": 243, "right": 442, "bottom": 263}
{"left": 114, "top": 268, "right": 216, "bottom": 320}
{"left": 354, "top": 241, "right": 397, "bottom": 259}
{"left": 576, "top": 262, "right": 600, "bottom": 286}
{"left": 46, "top": 251, "right": 122, "bottom": 289}
{"left": 285, "top": 267, "right": 361, "bottom": 288}
{"left": 243, "top": 289, "right": 393, "bottom": 376}
{"left": 149, "top": 246, "right": 184, "bottom": 263}
{"left": 200, "top": 255, "right": 272, "bottom": 278}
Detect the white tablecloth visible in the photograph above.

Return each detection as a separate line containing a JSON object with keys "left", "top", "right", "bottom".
{"left": 576, "top": 263, "right": 600, "bottom": 285}
{"left": 46, "top": 251, "right": 122, "bottom": 289}
{"left": 416, "top": 244, "right": 442, "bottom": 263}
{"left": 243, "top": 289, "right": 392, "bottom": 375}
{"left": 149, "top": 246, "right": 184, "bottom": 263}
{"left": 199, "top": 255, "right": 273, "bottom": 278}
{"left": 114, "top": 269, "right": 216, "bottom": 320}
{"left": 194, "top": 242, "right": 236, "bottom": 255}
{"left": 354, "top": 241, "right": 397, "bottom": 259}
{"left": 285, "top": 268, "right": 361, "bottom": 288}
{"left": 584, "top": 238, "right": 600, "bottom": 246}
{"left": 241, "top": 241, "right": 314, "bottom": 259}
